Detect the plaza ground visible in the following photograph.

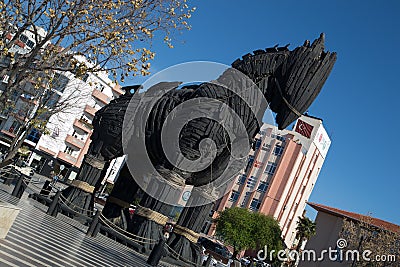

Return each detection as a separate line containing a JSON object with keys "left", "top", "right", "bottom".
{"left": 0, "top": 182, "right": 174, "bottom": 267}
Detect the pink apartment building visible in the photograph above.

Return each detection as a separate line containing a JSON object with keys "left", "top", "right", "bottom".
{"left": 204, "top": 115, "right": 331, "bottom": 248}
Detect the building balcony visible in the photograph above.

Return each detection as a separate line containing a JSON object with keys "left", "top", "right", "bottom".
{"left": 38, "top": 146, "right": 56, "bottom": 156}
{"left": 73, "top": 119, "right": 92, "bottom": 133}
{"left": 112, "top": 84, "right": 124, "bottom": 95}
{"left": 65, "top": 134, "right": 85, "bottom": 149}
{"left": 1, "top": 130, "right": 16, "bottom": 138}
{"left": 84, "top": 105, "right": 97, "bottom": 117}
{"left": 11, "top": 112, "right": 28, "bottom": 122}
{"left": 92, "top": 89, "right": 111, "bottom": 105}
{"left": 57, "top": 151, "right": 77, "bottom": 166}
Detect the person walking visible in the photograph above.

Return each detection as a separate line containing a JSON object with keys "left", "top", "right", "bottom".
{"left": 51, "top": 171, "right": 59, "bottom": 186}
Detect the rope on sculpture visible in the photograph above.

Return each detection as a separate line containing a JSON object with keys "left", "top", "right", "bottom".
{"left": 99, "top": 214, "right": 158, "bottom": 244}
{"left": 273, "top": 77, "right": 302, "bottom": 117}
{"left": 70, "top": 179, "right": 95, "bottom": 193}
{"left": 153, "top": 229, "right": 202, "bottom": 266}
{"left": 172, "top": 224, "right": 200, "bottom": 243}
{"left": 84, "top": 154, "right": 106, "bottom": 169}
{"left": 156, "top": 167, "right": 186, "bottom": 189}
{"left": 0, "top": 170, "right": 21, "bottom": 180}
{"left": 0, "top": 176, "right": 19, "bottom": 180}
{"left": 20, "top": 177, "right": 58, "bottom": 196}
{"left": 21, "top": 177, "right": 49, "bottom": 188}
{"left": 135, "top": 205, "right": 169, "bottom": 226}
{"left": 107, "top": 196, "right": 130, "bottom": 208}
{"left": 22, "top": 181, "right": 57, "bottom": 195}
{"left": 58, "top": 194, "right": 96, "bottom": 214}
{"left": 165, "top": 243, "right": 202, "bottom": 267}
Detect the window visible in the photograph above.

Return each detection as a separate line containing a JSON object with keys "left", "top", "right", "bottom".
{"left": 46, "top": 93, "right": 60, "bottom": 108}
{"left": 64, "top": 146, "right": 73, "bottom": 155}
{"left": 254, "top": 138, "right": 262, "bottom": 150}
{"left": 26, "top": 39, "right": 35, "bottom": 48}
{"left": 9, "top": 121, "right": 20, "bottom": 133}
{"left": 26, "top": 129, "right": 41, "bottom": 143}
{"left": 246, "top": 176, "right": 257, "bottom": 189}
{"left": 51, "top": 127, "right": 59, "bottom": 138}
{"left": 250, "top": 198, "right": 261, "bottom": 211}
{"left": 98, "top": 84, "right": 105, "bottom": 92}
{"left": 19, "top": 34, "right": 28, "bottom": 43}
{"left": 1, "top": 74, "right": 9, "bottom": 83}
{"left": 11, "top": 90, "right": 19, "bottom": 101}
{"left": 241, "top": 192, "right": 250, "bottom": 207}
{"left": 276, "top": 135, "right": 286, "bottom": 142}
{"left": 273, "top": 145, "right": 284, "bottom": 156}
{"left": 17, "top": 108, "right": 27, "bottom": 118}
{"left": 82, "top": 73, "right": 90, "bottom": 82}
{"left": 52, "top": 73, "right": 69, "bottom": 92}
{"left": 237, "top": 174, "right": 246, "bottom": 185}
{"left": 264, "top": 161, "right": 277, "bottom": 175}
{"left": 229, "top": 191, "right": 240, "bottom": 202}
{"left": 261, "top": 143, "right": 271, "bottom": 151}
{"left": 257, "top": 181, "right": 269, "bottom": 192}
{"left": 259, "top": 130, "right": 266, "bottom": 136}
{"left": 43, "top": 86, "right": 61, "bottom": 108}
{"left": 247, "top": 155, "right": 254, "bottom": 164}
{"left": 245, "top": 155, "right": 254, "bottom": 172}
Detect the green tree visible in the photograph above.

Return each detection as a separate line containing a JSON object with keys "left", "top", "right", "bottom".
{"left": 215, "top": 207, "right": 253, "bottom": 259}
{"left": 215, "top": 207, "right": 283, "bottom": 261}
{"left": 252, "top": 212, "right": 283, "bottom": 253}
{"left": 0, "top": 0, "right": 195, "bottom": 161}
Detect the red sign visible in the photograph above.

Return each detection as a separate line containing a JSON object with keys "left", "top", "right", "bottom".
{"left": 295, "top": 119, "right": 314, "bottom": 138}
{"left": 254, "top": 160, "right": 262, "bottom": 168}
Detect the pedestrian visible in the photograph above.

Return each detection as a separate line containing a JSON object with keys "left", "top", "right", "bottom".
{"left": 51, "top": 171, "right": 59, "bottom": 186}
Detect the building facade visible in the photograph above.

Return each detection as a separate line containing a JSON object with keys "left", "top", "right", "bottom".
{"left": 0, "top": 26, "right": 48, "bottom": 148}
{"left": 25, "top": 67, "right": 124, "bottom": 179}
{"left": 205, "top": 115, "right": 331, "bottom": 248}
{"left": 0, "top": 25, "right": 124, "bottom": 179}
{"left": 300, "top": 203, "right": 400, "bottom": 267}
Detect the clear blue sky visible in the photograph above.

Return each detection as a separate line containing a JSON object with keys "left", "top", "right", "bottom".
{"left": 126, "top": 1, "right": 400, "bottom": 225}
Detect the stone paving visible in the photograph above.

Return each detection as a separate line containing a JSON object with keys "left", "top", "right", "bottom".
{"left": 0, "top": 182, "right": 180, "bottom": 267}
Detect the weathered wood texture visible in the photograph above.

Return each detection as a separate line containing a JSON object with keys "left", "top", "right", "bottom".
{"left": 128, "top": 169, "right": 184, "bottom": 252}
{"left": 167, "top": 188, "right": 216, "bottom": 265}
{"left": 60, "top": 157, "right": 109, "bottom": 214}
{"left": 102, "top": 163, "right": 141, "bottom": 230}
{"left": 232, "top": 33, "right": 336, "bottom": 129}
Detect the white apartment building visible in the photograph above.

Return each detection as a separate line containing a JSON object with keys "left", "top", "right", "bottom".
{"left": 0, "top": 25, "right": 125, "bottom": 179}
{"left": 26, "top": 65, "right": 124, "bottom": 179}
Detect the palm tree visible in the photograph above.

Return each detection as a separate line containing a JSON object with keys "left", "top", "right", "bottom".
{"left": 295, "top": 216, "right": 316, "bottom": 251}
{"left": 284, "top": 217, "right": 316, "bottom": 267}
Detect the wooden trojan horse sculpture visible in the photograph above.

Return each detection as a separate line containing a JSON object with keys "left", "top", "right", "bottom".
{"left": 61, "top": 34, "right": 336, "bottom": 264}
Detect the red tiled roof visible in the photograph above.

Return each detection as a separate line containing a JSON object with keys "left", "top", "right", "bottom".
{"left": 307, "top": 202, "right": 400, "bottom": 233}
